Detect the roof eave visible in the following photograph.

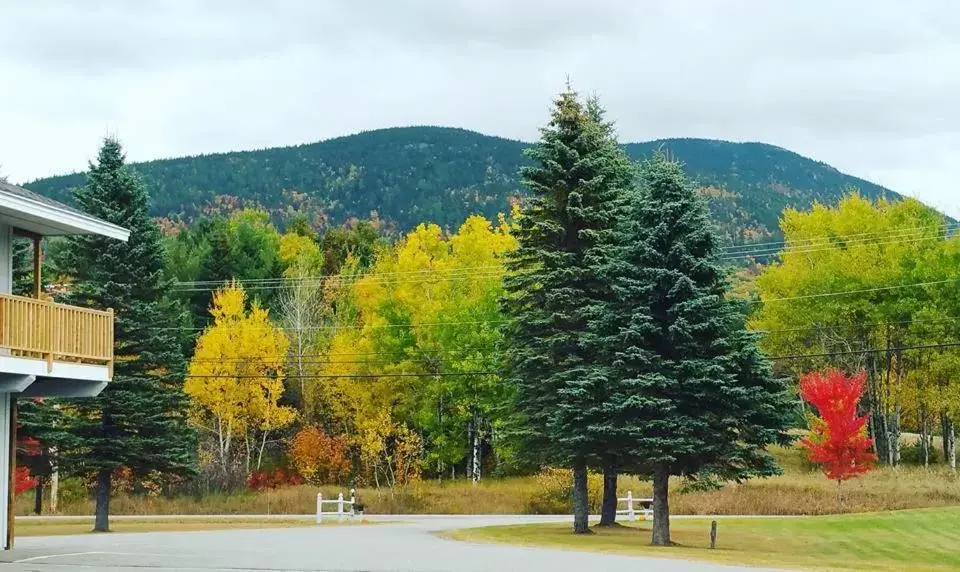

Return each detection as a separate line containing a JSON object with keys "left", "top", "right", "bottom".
{"left": 1, "top": 190, "right": 130, "bottom": 242}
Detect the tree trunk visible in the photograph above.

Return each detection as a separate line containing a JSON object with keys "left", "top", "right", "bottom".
{"left": 571, "top": 459, "right": 590, "bottom": 534}
{"left": 651, "top": 464, "right": 671, "bottom": 546}
{"left": 598, "top": 457, "right": 618, "bottom": 527}
{"left": 920, "top": 405, "right": 929, "bottom": 466}
{"left": 942, "top": 412, "right": 950, "bottom": 468}
{"left": 943, "top": 413, "right": 957, "bottom": 471}
{"left": 49, "top": 466, "right": 59, "bottom": 513}
{"left": 889, "top": 407, "right": 901, "bottom": 466}
{"left": 471, "top": 428, "right": 481, "bottom": 484}
{"left": 33, "top": 476, "right": 43, "bottom": 515}
{"left": 836, "top": 479, "right": 842, "bottom": 513}
{"left": 93, "top": 469, "right": 111, "bottom": 532}
{"left": 949, "top": 418, "right": 957, "bottom": 471}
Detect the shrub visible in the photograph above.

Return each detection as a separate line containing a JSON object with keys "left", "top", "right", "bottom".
{"left": 14, "top": 466, "right": 37, "bottom": 495}
{"left": 523, "top": 467, "right": 602, "bottom": 514}
{"left": 247, "top": 468, "right": 303, "bottom": 492}
{"left": 288, "top": 426, "right": 351, "bottom": 485}
{"left": 901, "top": 440, "right": 941, "bottom": 466}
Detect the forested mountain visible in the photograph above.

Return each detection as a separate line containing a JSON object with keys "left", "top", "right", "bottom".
{"left": 24, "top": 126, "right": 897, "bottom": 242}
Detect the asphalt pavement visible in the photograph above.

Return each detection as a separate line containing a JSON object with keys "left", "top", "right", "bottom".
{"left": 0, "top": 515, "right": 775, "bottom": 571}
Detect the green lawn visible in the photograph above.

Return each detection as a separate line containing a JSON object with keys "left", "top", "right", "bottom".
{"left": 446, "top": 508, "right": 960, "bottom": 571}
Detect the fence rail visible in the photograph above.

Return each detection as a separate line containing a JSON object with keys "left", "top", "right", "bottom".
{"left": 616, "top": 491, "right": 654, "bottom": 522}
{"left": 0, "top": 292, "right": 114, "bottom": 373}
{"left": 316, "top": 489, "right": 356, "bottom": 523}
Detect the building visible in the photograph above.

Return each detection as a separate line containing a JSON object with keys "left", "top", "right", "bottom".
{"left": 0, "top": 180, "right": 129, "bottom": 548}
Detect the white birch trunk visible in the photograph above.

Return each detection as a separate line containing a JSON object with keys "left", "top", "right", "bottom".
{"left": 471, "top": 428, "right": 481, "bottom": 484}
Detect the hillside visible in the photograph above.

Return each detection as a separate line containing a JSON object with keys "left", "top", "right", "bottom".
{"left": 24, "top": 126, "right": 897, "bottom": 242}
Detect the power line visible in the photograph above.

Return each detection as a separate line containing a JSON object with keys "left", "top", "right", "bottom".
{"left": 721, "top": 223, "right": 960, "bottom": 254}
{"left": 761, "top": 277, "right": 960, "bottom": 303}
{"left": 184, "top": 371, "right": 502, "bottom": 379}
{"left": 758, "top": 315, "right": 960, "bottom": 336}
{"left": 768, "top": 340, "right": 960, "bottom": 360}
{"left": 721, "top": 230, "right": 960, "bottom": 260}
{"left": 171, "top": 265, "right": 505, "bottom": 287}
{"left": 171, "top": 272, "right": 507, "bottom": 293}
{"left": 159, "top": 319, "right": 504, "bottom": 332}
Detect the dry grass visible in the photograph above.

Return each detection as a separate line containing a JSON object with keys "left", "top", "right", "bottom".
{"left": 17, "top": 446, "right": 960, "bottom": 517}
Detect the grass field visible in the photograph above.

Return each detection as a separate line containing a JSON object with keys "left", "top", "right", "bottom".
{"left": 447, "top": 507, "right": 960, "bottom": 571}
{"left": 16, "top": 446, "right": 960, "bottom": 517}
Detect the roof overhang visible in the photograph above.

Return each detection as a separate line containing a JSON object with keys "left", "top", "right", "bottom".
{"left": 0, "top": 184, "right": 130, "bottom": 241}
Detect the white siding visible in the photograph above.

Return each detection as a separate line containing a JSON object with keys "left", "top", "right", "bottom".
{"left": 0, "top": 222, "right": 10, "bottom": 294}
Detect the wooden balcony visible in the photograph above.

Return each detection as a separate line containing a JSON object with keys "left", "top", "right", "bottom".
{"left": 0, "top": 293, "right": 113, "bottom": 374}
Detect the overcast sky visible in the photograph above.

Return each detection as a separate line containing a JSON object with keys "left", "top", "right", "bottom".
{"left": 2, "top": 1, "right": 958, "bottom": 216}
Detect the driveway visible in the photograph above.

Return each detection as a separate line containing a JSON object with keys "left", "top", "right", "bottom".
{"left": 0, "top": 515, "right": 772, "bottom": 571}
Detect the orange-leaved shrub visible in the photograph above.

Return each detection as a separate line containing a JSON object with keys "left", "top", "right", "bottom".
{"left": 288, "top": 426, "right": 351, "bottom": 485}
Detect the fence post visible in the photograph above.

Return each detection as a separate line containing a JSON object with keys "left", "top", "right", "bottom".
{"left": 627, "top": 490, "right": 635, "bottom": 521}
{"left": 316, "top": 492, "right": 322, "bottom": 524}
{"left": 337, "top": 492, "right": 344, "bottom": 520}
{"left": 350, "top": 488, "right": 356, "bottom": 516}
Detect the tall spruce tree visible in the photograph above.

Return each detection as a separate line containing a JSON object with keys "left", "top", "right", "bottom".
{"left": 502, "top": 89, "right": 630, "bottom": 534}
{"left": 55, "top": 138, "right": 195, "bottom": 532}
{"left": 605, "top": 153, "right": 792, "bottom": 545}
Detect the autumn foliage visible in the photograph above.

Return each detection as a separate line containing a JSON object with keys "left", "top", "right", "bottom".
{"left": 288, "top": 426, "right": 351, "bottom": 485}
{"left": 247, "top": 468, "right": 303, "bottom": 491}
{"left": 14, "top": 466, "right": 37, "bottom": 495}
{"left": 799, "top": 370, "right": 877, "bottom": 486}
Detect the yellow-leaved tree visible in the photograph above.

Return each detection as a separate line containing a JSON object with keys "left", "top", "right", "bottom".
{"left": 315, "top": 214, "right": 516, "bottom": 486}
{"left": 186, "top": 283, "right": 296, "bottom": 483}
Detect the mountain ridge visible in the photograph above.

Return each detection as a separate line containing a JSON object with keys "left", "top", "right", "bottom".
{"left": 23, "top": 126, "right": 898, "bottom": 242}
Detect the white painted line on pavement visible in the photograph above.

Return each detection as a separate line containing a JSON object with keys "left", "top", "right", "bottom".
{"left": 14, "top": 550, "right": 163, "bottom": 563}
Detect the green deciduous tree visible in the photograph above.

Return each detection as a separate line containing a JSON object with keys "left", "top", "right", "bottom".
{"left": 751, "top": 195, "right": 957, "bottom": 467}
{"left": 317, "top": 215, "right": 515, "bottom": 485}
{"left": 604, "top": 154, "right": 792, "bottom": 545}
{"left": 501, "top": 89, "right": 631, "bottom": 533}
{"left": 55, "top": 138, "right": 196, "bottom": 532}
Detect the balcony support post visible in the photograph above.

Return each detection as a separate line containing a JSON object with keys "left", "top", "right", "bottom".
{"left": 6, "top": 396, "right": 15, "bottom": 550}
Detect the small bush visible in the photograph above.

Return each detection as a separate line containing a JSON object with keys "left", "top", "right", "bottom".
{"left": 247, "top": 468, "right": 303, "bottom": 492}
{"left": 58, "top": 477, "right": 89, "bottom": 505}
{"left": 523, "top": 467, "right": 602, "bottom": 514}
{"left": 900, "top": 441, "right": 941, "bottom": 466}
{"left": 288, "top": 426, "right": 351, "bottom": 485}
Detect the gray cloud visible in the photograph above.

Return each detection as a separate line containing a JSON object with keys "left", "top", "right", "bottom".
{"left": 2, "top": 0, "right": 958, "bottom": 216}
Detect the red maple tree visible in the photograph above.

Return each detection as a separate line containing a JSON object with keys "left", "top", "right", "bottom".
{"left": 14, "top": 466, "right": 37, "bottom": 496}
{"left": 799, "top": 369, "right": 877, "bottom": 510}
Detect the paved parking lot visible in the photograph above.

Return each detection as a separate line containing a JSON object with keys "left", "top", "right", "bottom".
{"left": 0, "top": 515, "right": 769, "bottom": 571}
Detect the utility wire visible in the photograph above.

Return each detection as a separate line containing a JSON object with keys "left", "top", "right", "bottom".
{"left": 761, "top": 277, "right": 960, "bottom": 303}
{"left": 158, "top": 319, "right": 504, "bottom": 332}
{"left": 721, "top": 223, "right": 960, "bottom": 253}
{"left": 184, "top": 371, "right": 502, "bottom": 378}
{"left": 721, "top": 231, "right": 960, "bottom": 260}
{"left": 768, "top": 340, "right": 960, "bottom": 360}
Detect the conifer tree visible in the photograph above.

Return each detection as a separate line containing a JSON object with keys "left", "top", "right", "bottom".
{"left": 55, "top": 138, "right": 195, "bottom": 532}
{"left": 502, "top": 88, "right": 630, "bottom": 533}
{"left": 605, "top": 154, "right": 791, "bottom": 545}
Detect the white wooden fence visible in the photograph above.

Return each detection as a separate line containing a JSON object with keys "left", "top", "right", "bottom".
{"left": 316, "top": 489, "right": 356, "bottom": 523}
{"left": 616, "top": 491, "right": 653, "bottom": 522}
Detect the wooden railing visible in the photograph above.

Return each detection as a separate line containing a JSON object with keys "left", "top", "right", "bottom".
{"left": 0, "top": 293, "right": 114, "bottom": 374}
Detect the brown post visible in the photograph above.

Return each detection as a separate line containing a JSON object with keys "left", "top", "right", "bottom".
{"left": 32, "top": 237, "right": 41, "bottom": 299}
{"left": 7, "top": 397, "right": 16, "bottom": 550}
{"left": 710, "top": 520, "right": 717, "bottom": 549}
